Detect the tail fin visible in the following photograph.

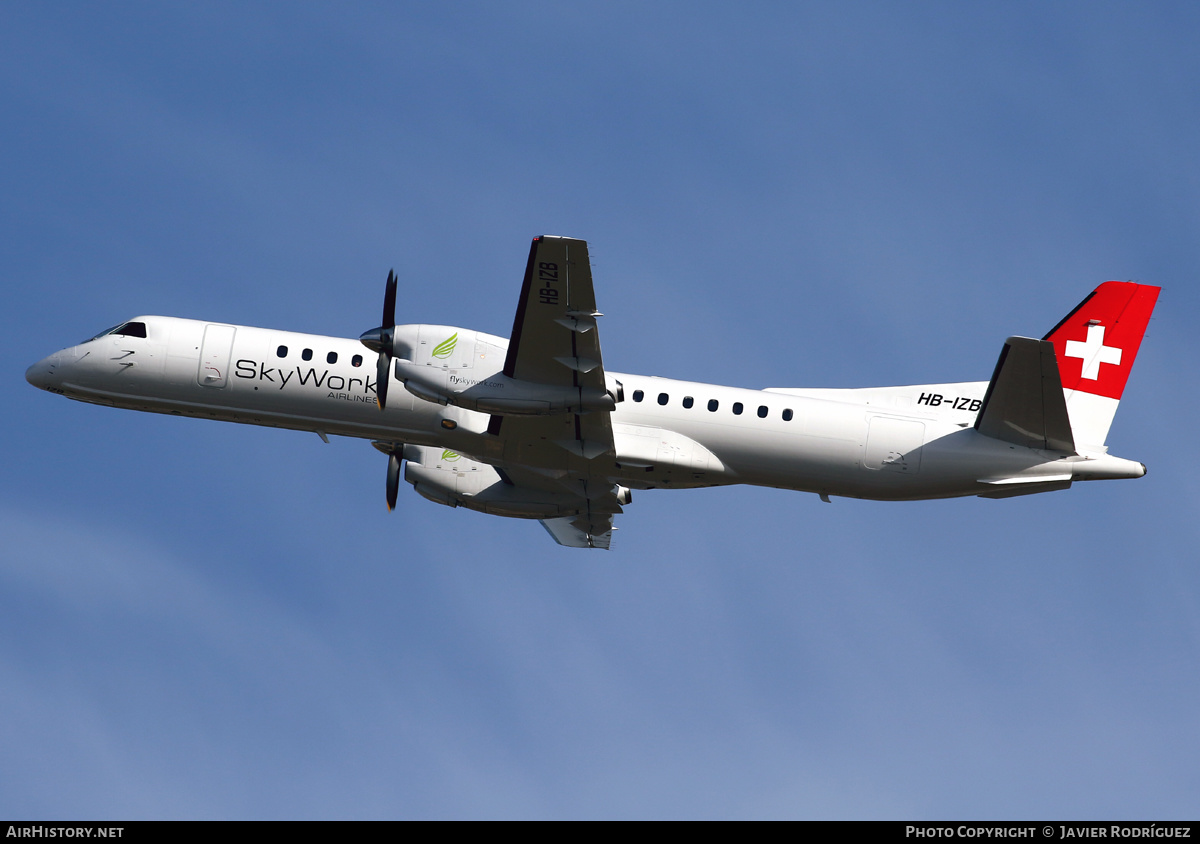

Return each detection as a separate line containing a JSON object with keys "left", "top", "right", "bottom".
{"left": 1042, "top": 281, "right": 1160, "bottom": 449}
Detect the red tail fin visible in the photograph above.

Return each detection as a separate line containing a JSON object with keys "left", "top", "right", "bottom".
{"left": 1043, "top": 281, "right": 1160, "bottom": 401}
{"left": 1041, "top": 282, "right": 1159, "bottom": 448}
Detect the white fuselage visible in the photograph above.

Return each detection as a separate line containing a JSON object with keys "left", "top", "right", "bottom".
{"left": 26, "top": 316, "right": 1145, "bottom": 504}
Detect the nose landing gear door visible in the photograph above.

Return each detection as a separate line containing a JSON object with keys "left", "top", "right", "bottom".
{"left": 197, "top": 324, "right": 237, "bottom": 388}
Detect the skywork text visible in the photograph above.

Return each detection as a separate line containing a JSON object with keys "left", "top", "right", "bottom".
{"left": 234, "top": 359, "right": 376, "bottom": 396}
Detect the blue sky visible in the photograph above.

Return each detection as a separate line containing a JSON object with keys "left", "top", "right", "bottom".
{"left": 3, "top": 1, "right": 1199, "bottom": 819}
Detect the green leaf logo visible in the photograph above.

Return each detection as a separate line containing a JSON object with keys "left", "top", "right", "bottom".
{"left": 432, "top": 332, "right": 458, "bottom": 360}
{"left": 441, "top": 449, "right": 461, "bottom": 462}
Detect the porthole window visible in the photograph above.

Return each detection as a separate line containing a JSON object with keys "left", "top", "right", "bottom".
{"left": 708, "top": 399, "right": 719, "bottom": 412}
{"left": 327, "top": 351, "right": 338, "bottom": 364}
{"left": 302, "top": 348, "right": 313, "bottom": 361}
{"left": 732, "top": 402, "right": 744, "bottom": 415}
{"left": 783, "top": 408, "right": 794, "bottom": 422}
{"left": 682, "top": 396, "right": 694, "bottom": 409}
{"left": 633, "top": 390, "right": 644, "bottom": 402}
{"left": 352, "top": 354, "right": 363, "bottom": 367}
{"left": 277, "top": 345, "right": 288, "bottom": 358}
{"left": 757, "top": 405, "right": 768, "bottom": 418}
{"left": 657, "top": 393, "right": 669, "bottom": 406}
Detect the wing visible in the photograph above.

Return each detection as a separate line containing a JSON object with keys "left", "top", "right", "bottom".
{"left": 504, "top": 236, "right": 606, "bottom": 398}
{"left": 541, "top": 515, "right": 614, "bottom": 549}
{"left": 492, "top": 236, "right": 623, "bottom": 548}
{"left": 402, "top": 446, "right": 622, "bottom": 548}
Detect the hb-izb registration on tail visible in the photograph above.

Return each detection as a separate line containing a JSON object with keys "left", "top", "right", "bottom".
{"left": 26, "top": 237, "right": 1159, "bottom": 549}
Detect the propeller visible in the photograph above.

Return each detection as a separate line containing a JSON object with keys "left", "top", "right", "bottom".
{"left": 373, "top": 441, "right": 405, "bottom": 512}
{"left": 387, "top": 451, "right": 401, "bottom": 511}
{"left": 359, "top": 269, "right": 397, "bottom": 410}
{"left": 364, "top": 273, "right": 401, "bottom": 511}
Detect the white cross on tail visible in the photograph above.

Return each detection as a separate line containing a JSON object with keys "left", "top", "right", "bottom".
{"left": 1064, "top": 324, "right": 1121, "bottom": 380}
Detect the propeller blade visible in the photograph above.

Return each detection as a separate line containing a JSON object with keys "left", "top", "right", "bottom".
{"left": 376, "top": 352, "right": 390, "bottom": 410}
{"left": 386, "top": 451, "right": 401, "bottom": 511}
{"left": 383, "top": 269, "right": 396, "bottom": 330}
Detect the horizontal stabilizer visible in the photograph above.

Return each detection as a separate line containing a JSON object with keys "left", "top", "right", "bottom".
{"left": 976, "top": 477, "right": 1073, "bottom": 498}
{"left": 975, "top": 337, "right": 1075, "bottom": 454}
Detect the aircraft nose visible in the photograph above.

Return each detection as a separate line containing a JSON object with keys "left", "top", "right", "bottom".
{"left": 25, "top": 353, "right": 60, "bottom": 391}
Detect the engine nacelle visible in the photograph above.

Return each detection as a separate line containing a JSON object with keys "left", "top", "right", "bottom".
{"left": 404, "top": 446, "right": 591, "bottom": 519}
{"left": 400, "top": 363, "right": 616, "bottom": 415}
{"left": 389, "top": 324, "right": 620, "bottom": 416}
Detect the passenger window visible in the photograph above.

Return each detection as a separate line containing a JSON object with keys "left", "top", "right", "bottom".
{"left": 352, "top": 354, "right": 363, "bottom": 367}
{"left": 682, "top": 396, "right": 694, "bottom": 409}
{"left": 302, "top": 349, "right": 313, "bottom": 361}
{"left": 757, "top": 405, "right": 768, "bottom": 418}
{"left": 657, "top": 393, "right": 669, "bottom": 406}
{"left": 708, "top": 399, "right": 719, "bottom": 412}
{"left": 783, "top": 408, "right": 793, "bottom": 421}
{"left": 633, "top": 390, "right": 644, "bottom": 402}
{"left": 732, "top": 402, "right": 743, "bottom": 415}
{"left": 277, "top": 345, "right": 288, "bottom": 358}
{"left": 327, "top": 351, "right": 338, "bottom": 364}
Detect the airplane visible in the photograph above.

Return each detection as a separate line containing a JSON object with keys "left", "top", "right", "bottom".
{"left": 25, "top": 235, "right": 1159, "bottom": 549}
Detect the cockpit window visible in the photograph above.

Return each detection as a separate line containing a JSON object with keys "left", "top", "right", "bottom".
{"left": 113, "top": 321, "right": 147, "bottom": 338}
{"left": 86, "top": 325, "right": 122, "bottom": 342}
{"left": 85, "top": 321, "right": 146, "bottom": 342}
